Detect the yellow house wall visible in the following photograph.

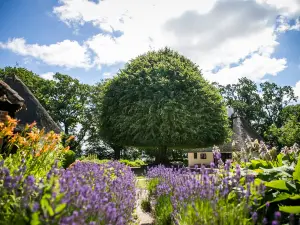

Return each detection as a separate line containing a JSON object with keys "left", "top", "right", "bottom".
{"left": 188, "top": 152, "right": 214, "bottom": 167}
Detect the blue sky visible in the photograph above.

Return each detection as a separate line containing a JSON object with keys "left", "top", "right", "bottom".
{"left": 0, "top": 0, "right": 300, "bottom": 92}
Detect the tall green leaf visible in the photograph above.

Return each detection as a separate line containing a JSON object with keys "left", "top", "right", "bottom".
{"left": 279, "top": 205, "right": 300, "bottom": 214}
{"left": 293, "top": 156, "right": 300, "bottom": 182}
{"left": 265, "top": 180, "right": 289, "bottom": 191}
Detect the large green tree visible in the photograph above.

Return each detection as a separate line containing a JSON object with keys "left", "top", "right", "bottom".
{"left": 84, "top": 81, "right": 128, "bottom": 160}
{"left": 99, "top": 48, "right": 230, "bottom": 163}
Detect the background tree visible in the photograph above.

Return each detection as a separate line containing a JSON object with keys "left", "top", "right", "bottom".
{"left": 86, "top": 81, "right": 128, "bottom": 160}
{"left": 217, "top": 77, "right": 297, "bottom": 146}
{"left": 0, "top": 67, "right": 92, "bottom": 155}
{"left": 217, "top": 78, "right": 263, "bottom": 124}
{"left": 99, "top": 48, "right": 230, "bottom": 163}
{"left": 44, "top": 73, "right": 92, "bottom": 153}
{"left": 260, "top": 81, "right": 297, "bottom": 131}
{"left": 265, "top": 104, "right": 300, "bottom": 147}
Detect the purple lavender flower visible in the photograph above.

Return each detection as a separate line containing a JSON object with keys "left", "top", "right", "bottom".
{"left": 0, "top": 161, "right": 136, "bottom": 225}
{"left": 252, "top": 212, "right": 258, "bottom": 222}
{"left": 262, "top": 217, "right": 268, "bottom": 225}
{"left": 274, "top": 211, "right": 281, "bottom": 220}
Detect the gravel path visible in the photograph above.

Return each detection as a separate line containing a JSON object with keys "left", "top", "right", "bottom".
{"left": 136, "top": 179, "right": 154, "bottom": 225}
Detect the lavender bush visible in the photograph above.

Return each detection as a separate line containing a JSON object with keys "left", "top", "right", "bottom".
{"left": 0, "top": 160, "right": 136, "bottom": 225}
{"left": 147, "top": 162, "right": 258, "bottom": 225}
{"left": 144, "top": 139, "right": 300, "bottom": 225}
{"left": 146, "top": 159, "right": 299, "bottom": 225}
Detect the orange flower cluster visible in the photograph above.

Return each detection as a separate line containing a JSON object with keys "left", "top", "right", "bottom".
{"left": 1, "top": 115, "right": 69, "bottom": 158}
{"left": 0, "top": 116, "right": 18, "bottom": 138}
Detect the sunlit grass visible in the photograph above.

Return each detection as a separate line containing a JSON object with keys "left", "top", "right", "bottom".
{"left": 136, "top": 176, "right": 147, "bottom": 189}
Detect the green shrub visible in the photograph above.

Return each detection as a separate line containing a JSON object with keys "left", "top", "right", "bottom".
{"left": 134, "top": 159, "right": 146, "bottom": 166}
{"left": 62, "top": 150, "right": 76, "bottom": 169}
{"left": 141, "top": 199, "right": 151, "bottom": 213}
{"left": 147, "top": 178, "right": 160, "bottom": 197}
{"left": 154, "top": 195, "right": 172, "bottom": 225}
{"left": 77, "top": 157, "right": 146, "bottom": 167}
{"left": 119, "top": 159, "right": 146, "bottom": 167}
{"left": 82, "top": 158, "right": 110, "bottom": 164}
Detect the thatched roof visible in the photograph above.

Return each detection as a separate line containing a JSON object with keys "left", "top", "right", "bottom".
{"left": 0, "top": 80, "right": 25, "bottom": 111}
{"left": 184, "top": 143, "right": 233, "bottom": 153}
{"left": 3, "top": 76, "right": 62, "bottom": 134}
{"left": 184, "top": 113, "right": 263, "bottom": 153}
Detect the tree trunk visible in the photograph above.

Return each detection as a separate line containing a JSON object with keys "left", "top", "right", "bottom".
{"left": 113, "top": 145, "right": 122, "bottom": 160}
{"left": 154, "top": 146, "right": 169, "bottom": 164}
{"left": 64, "top": 124, "right": 69, "bottom": 135}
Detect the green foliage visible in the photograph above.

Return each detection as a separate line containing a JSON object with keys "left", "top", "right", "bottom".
{"left": 232, "top": 139, "right": 278, "bottom": 164}
{"left": 80, "top": 156, "right": 110, "bottom": 164}
{"left": 147, "top": 178, "right": 160, "bottom": 197}
{"left": 265, "top": 105, "right": 300, "bottom": 147}
{"left": 0, "top": 118, "right": 67, "bottom": 179}
{"left": 0, "top": 160, "right": 63, "bottom": 225}
{"left": 62, "top": 150, "right": 76, "bottom": 169}
{"left": 240, "top": 146, "right": 300, "bottom": 222}
{"left": 279, "top": 205, "right": 300, "bottom": 214}
{"left": 100, "top": 48, "right": 230, "bottom": 153}
{"left": 0, "top": 67, "right": 49, "bottom": 104}
{"left": 78, "top": 155, "right": 146, "bottom": 167}
{"left": 178, "top": 198, "right": 250, "bottom": 225}
{"left": 0, "top": 67, "right": 93, "bottom": 155}
{"left": 119, "top": 159, "right": 146, "bottom": 167}
{"left": 217, "top": 77, "right": 297, "bottom": 144}
{"left": 140, "top": 199, "right": 151, "bottom": 213}
{"left": 217, "top": 77, "right": 263, "bottom": 123}
{"left": 154, "top": 195, "right": 173, "bottom": 225}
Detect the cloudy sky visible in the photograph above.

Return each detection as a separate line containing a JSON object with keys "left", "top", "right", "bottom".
{"left": 1, "top": 0, "right": 300, "bottom": 94}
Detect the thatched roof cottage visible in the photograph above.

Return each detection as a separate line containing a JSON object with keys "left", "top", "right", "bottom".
{"left": 1, "top": 75, "right": 61, "bottom": 133}
{"left": 185, "top": 109, "right": 262, "bottom": 167}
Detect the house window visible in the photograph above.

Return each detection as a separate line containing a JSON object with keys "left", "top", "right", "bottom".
{"left": 221, "top": 153, "right": 232, "bottom": 162}
{"left": 194, "top": 152, "right": 197, "bottom": 159}
{"left": 200, "top": 153, "right": 207, "bottom": 159}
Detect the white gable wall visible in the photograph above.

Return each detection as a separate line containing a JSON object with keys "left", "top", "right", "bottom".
{"left": 188, "top": 152, "right": 214, "bottom": 167}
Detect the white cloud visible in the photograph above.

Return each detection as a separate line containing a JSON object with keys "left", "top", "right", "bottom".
{"left": 256, "top": 0, "right": 300, "bottom": 15}
{"left": 22, "top": 57, "right": 33, "bottom": 65}
{"left": 276, "top": 16, "right": 300, "bottom": 32}
{"left": 204, "top": 54, "right": 287, "bottom": 85}
{"left": 0, "top": 38, "right": 92, "bottom": 69}
{"left": 294, "top": 81, "right": 300, "bottom": 99}
{"left": 2, "top": 0, "right": 300, "bottom": 84}
{"left": 40, "top": 72, "right": 55, "bottom": 80}
{"left": 102, "top": 72, "right": 113, "bottom": 79}
{"left": 53, "top": 0, "right": 216, "bottom": 33}
{"left": 51, "top": 0, "right": 297, "bottom": 84}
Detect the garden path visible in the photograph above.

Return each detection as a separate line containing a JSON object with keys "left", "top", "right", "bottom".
{"left": 136, "top": 178, "right": 154, "bottom": 225}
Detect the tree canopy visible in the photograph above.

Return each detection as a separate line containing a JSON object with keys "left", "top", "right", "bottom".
{"left": 100, "top": 48, "right": 230, "bottom": 155}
